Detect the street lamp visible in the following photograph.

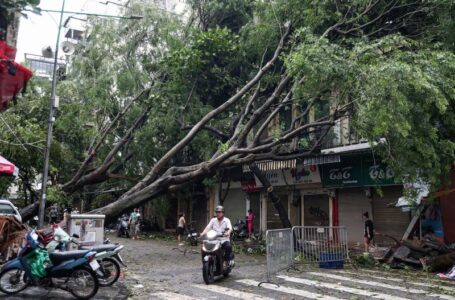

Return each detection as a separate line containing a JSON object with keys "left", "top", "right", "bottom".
{"left": 37, "top": 1, "right": 143, "bottom": 228}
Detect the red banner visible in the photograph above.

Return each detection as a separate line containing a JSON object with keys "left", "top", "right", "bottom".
{"left": 0, "top": 41, "right": 33, "bottom": 112}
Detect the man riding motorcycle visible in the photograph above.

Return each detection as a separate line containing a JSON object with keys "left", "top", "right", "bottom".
{"left": 200, "top": 205, "right": 233, "bottom": 269}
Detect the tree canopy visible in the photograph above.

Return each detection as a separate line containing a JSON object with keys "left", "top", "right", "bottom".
{"left": 1, "top": 0, "right": 454, "bottom": 220}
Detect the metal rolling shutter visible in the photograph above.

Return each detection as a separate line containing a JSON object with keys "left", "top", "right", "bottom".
{"left": 338, "top": 188, "right": 372, "bottom": 245}
{"left": 372, "top": 185, "right": 410, "bottom": 245}
{"left": 223, "top": 188, "right": 247, "bottom": 225}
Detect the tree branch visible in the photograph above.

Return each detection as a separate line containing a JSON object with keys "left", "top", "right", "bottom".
{"left": 235, "top": 74, "right": 291, "bottom": 147}
{"left": 64, "top": 107, "right": 150, "bottom": 193}
{"left": 121, "top": 22, "right": 292, "bottom": 198}
{"left": 63, "top": 88, "right": 150, "bottom": 190}
{"left": 180, "top": 122, "right": 229, "bottom": 142}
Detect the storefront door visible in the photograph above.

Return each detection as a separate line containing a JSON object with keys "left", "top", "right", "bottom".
{"left": 303, "top": 194, "right": 330, "bottom": 226}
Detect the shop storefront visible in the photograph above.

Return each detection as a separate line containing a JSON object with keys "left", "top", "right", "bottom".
{"left": 320, "top": 154, "right": 407, "bottom": 244}
{"left": 221, "top": 162, "right": 324, "bottom": 232}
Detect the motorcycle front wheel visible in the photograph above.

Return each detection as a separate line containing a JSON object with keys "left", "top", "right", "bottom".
{"left": 0, "top": 268, "right": 28, "bottom": 295}
{"left": 202, "top": 261, "right": 215, "bottom": 284}
{"left": 67, "top": 267, "right": 99, "bottom": 300}
{"left": 98, "top": 257, "right": 120, "bottom": 286}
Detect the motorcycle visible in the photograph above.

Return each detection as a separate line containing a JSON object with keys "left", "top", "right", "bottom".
{"left": 201, "top": 230, "right": 235, "bottom": 284}
{"left": 42, "top": 225, "right": 125, "bottom": 287}
{"left": 186, "top": 222, "right": 199, "bottom": 246}
{"left": 78, "top": 243, "right": 125, "bottom": 287}
{"left": 232, "top": 218, "right": 248, "bottom": 241}
{"left": 26, "top": 216, "right": 39, "bottom": 228}
{"left": 116, "top": 214, "right": 130, "bottom": 238}
{"left": 0, "top": 230, "right": 99, "bottom": 299}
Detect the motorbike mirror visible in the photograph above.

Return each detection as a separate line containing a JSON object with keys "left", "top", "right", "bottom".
{"left": 72, "top": 234, "right": 80, "bottom": 238}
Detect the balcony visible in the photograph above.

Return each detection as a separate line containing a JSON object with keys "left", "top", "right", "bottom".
{"left": 319, "top": 119, "right": 370, "bottom": 154}
{"left": 24, "top": 54, "right": 66, "bottom": 81}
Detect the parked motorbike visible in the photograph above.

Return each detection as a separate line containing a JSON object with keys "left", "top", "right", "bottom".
{"left": 42, "top": 225, "right": 125, "bottom": 287}
{"left": 186, "top": 222, "right": 199, "bottom": 246}
{"left": 78, "top": 243, "right": 125, "bottom": 286}
{"left": 0, "top": 230, "right": 99, "bottom": 299}
{"left": 116, "top": 214, "right": 130, "bottom": 238}
{"left": 232, "top": 218, "right": 248, "bottom": 241}
{"left": 26, "top": 216, "right": 39, "bottom": 228}
{"left": 201, "top": 230, "right": 235, "bottom": 284}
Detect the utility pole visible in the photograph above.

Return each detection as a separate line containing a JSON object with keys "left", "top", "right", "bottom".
{"left": 38, "top": 0, "right": 66, "bottom": 228}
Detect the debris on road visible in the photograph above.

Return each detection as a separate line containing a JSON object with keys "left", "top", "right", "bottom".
{"left": 437, "top": 264, "right": 455, "bottom": 280}
{"left": 0, "top": 215, "right": 26, "bottom": 262}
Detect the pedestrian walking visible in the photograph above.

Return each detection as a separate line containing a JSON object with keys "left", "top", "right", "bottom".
{"left": 48, "top": 205, "right": 59, "bottom": 224}
{"left": 129, "top": 208, "right": 141, "bottom": 240}
{"left": 246, "top": 209, "right": 255, "bottom": 239}
{"left": 363, "top": 211, "right": 374, "bottom": 252}
{"left": 177, "top": 212, "right": 186, "bottom": 245}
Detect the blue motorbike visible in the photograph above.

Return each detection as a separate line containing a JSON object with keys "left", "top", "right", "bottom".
{"left": 0, "top": 230, "right": 100, "bottom": 299}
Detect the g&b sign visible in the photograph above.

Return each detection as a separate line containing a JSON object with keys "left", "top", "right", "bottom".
{"left": 321, "top": 155, "right": 396, "bottom": 187}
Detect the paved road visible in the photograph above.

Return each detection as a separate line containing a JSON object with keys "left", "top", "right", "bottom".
{"left": 2, "top": 234, "right": 455, "bottom": 299}
{"left": 116, "top": 236, "right": 455, "bottom": 300}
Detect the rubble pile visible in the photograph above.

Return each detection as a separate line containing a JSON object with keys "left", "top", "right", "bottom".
{"left": 0, "top": 215, "right": 27, "bottom": 262}
{"left": 369, "top": 233, "right": 455, "bottom": 275}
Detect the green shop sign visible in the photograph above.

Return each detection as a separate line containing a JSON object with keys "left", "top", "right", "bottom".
{"left": 320, "top": 155, "right": 396, "bottom": 188}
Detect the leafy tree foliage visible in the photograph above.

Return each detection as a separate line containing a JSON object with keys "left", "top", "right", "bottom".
{"left": 0, "top": 0, "right": 41, "bottom": 23}
{"left": 2, "top": 0, "right": 454, "bottom": 218}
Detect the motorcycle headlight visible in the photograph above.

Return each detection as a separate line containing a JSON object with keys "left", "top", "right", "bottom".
{"left": 202, "top": 243, "right": 220, "bottom": 252}
{"left": 202, "top": 241, "right": 220, "bottom": 252}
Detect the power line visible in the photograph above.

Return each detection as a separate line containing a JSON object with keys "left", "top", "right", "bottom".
{"left": 0, "top": 139, "right": 45, "bottom": 150}
{"left": 0, "top": 114, "right": 28, "bottom": 151}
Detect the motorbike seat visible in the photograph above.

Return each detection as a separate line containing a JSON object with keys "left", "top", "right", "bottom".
{"left": 49, "top": 250, "right": 90, "bottom": 265}
{"left": 80, "top": 244, "right": 118, "bottom": 252}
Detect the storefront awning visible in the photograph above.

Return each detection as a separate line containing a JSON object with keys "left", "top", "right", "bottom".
{"left": 0, "top": 41, "right": 33, "bottom": 112}
{"left": 396, "top": 181, "right": 429, "bottom": 208}
{"left": 0, "top": 155, "right": 19, "bottom": 176}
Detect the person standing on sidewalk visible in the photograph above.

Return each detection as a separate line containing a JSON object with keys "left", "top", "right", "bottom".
{"left": 246, "top": 209, "right": 255, "bottom": 239}
{"left": 363, "top": 212, "right": 374, "bottom": 252}
{"left": 129, "top": 208, "right": 141, "bottom": 240}
{"left": 177, "top": 212, "right": 186, "bottom": 245}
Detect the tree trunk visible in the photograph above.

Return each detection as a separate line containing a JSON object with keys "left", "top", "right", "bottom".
{"left": 249, "top": 163, "right": 292, "bottom": 228}
{"left": 19, "top": 202, "right": 39, "bottom": 222}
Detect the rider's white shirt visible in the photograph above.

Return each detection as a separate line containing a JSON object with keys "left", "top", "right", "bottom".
{"left": 206, "top": 217, "right": 232, "bottom": 242}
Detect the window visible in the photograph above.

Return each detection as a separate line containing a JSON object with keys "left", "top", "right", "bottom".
{"left": 0, "top": 203, "right": 15, "bottom": 214}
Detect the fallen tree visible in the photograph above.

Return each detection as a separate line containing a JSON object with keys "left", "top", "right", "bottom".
{"left": 84, "top": 0, "right": 455, "bottom": 223}
{"left": 88, "top": 23, "right": 348, "bottom": 222}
